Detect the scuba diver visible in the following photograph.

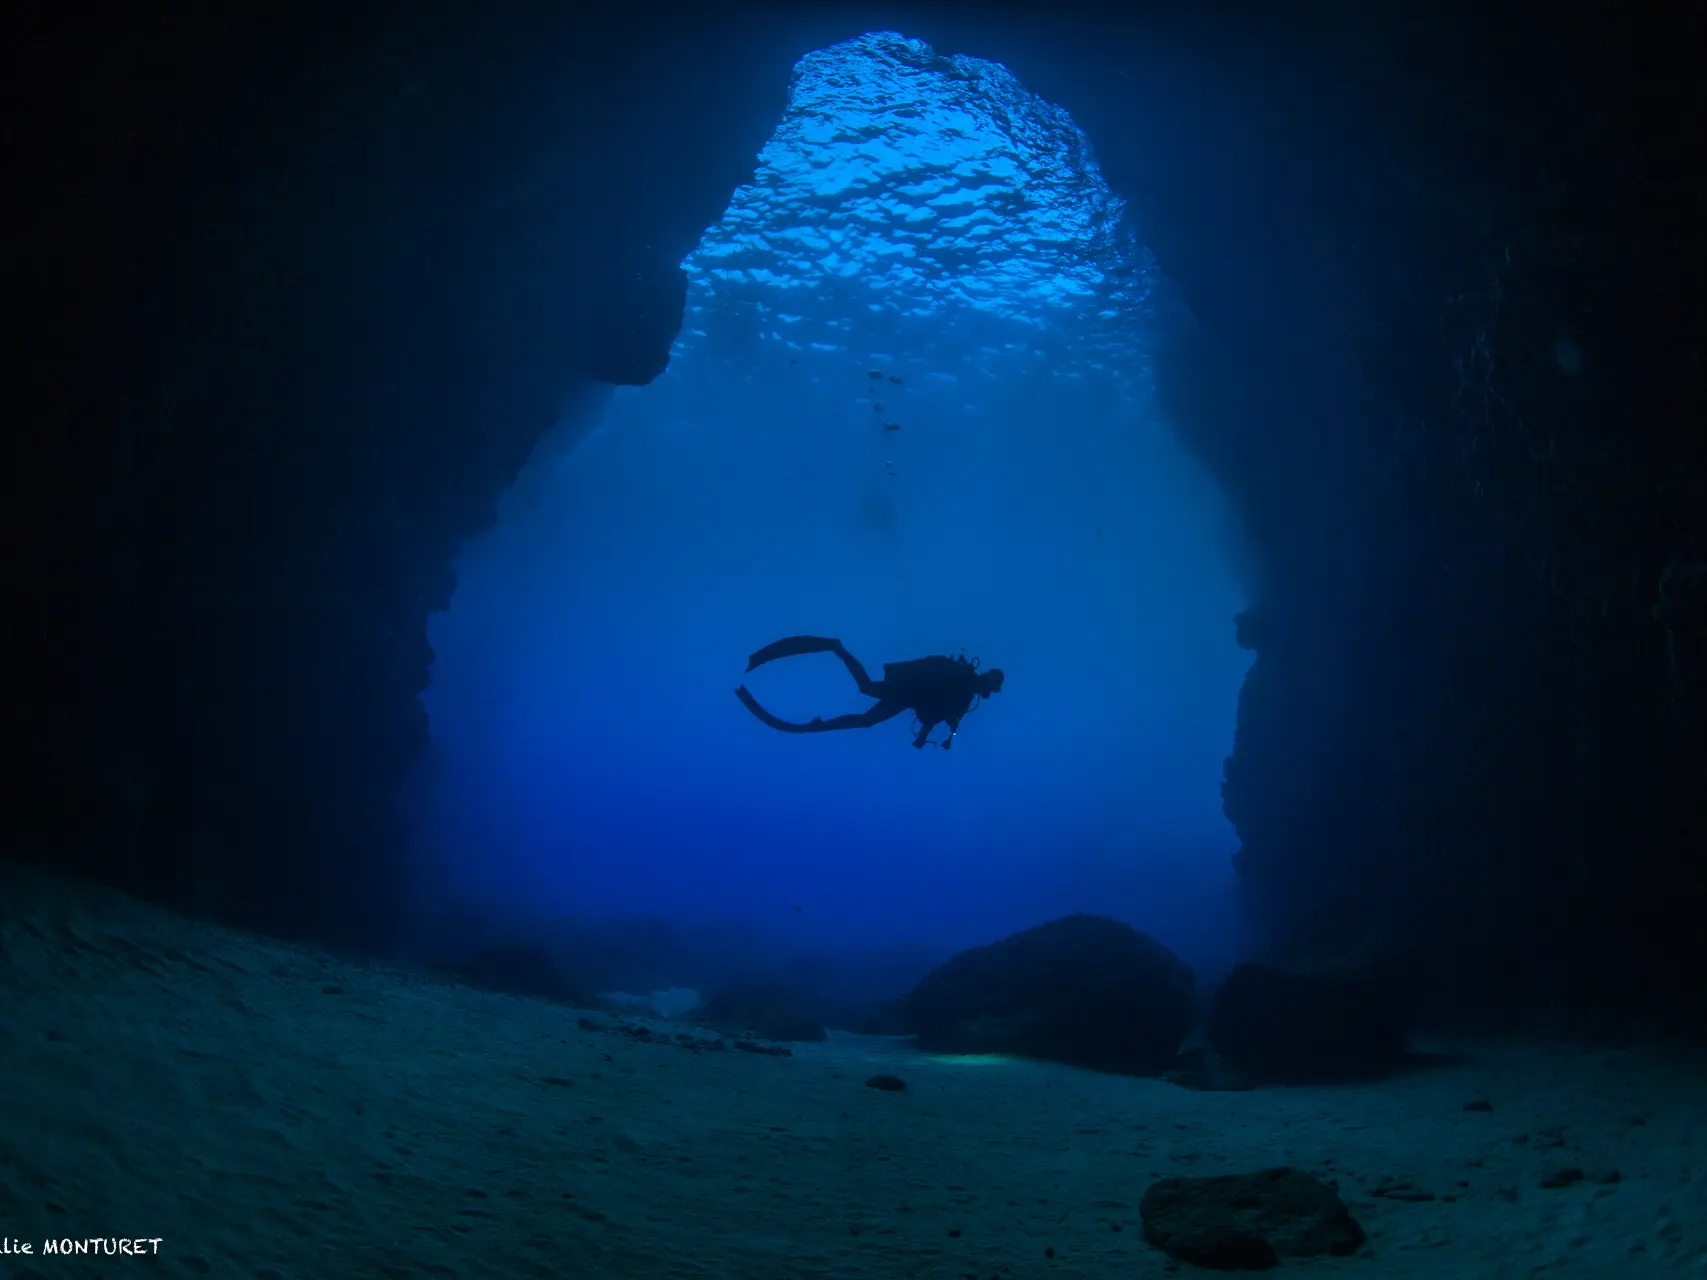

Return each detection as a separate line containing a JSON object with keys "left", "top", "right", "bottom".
{"left": 734, "top": 635, "right": 1004, "bottom": 750}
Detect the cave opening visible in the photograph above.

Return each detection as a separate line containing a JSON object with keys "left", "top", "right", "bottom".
{"left": 413, "top": 30, "right": 1253, "bottom": 984}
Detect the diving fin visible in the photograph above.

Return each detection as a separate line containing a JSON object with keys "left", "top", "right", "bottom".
{"left": 735, "top": 685, "right": 825, "bottom": 733}
{"left": 745, "top": 635, "right": 846, "bottom": 673}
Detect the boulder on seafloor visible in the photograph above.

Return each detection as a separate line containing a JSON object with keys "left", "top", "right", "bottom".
{"left": 1208, "top": 907, "right": 1419, "bottom": 1083}
{"left": 1141, "top": 1167, "right": 1366, "bottom": 1269}
{"left": 903, "top": 914, "right": 1194, "bottom": 1074}
{"left": 695, "top": 980, "right": 827, "bottom": 1042}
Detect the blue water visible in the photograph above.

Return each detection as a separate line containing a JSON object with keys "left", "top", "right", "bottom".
{"left": 417, "top": 32, "right": 1253, "bottom": 987}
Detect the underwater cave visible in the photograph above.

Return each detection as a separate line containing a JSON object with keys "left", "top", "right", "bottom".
{"left": 8, "top": 1, "right": 1706, "bottom": 1274}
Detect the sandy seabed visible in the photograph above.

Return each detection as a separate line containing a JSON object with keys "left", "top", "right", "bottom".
{"left": 2, "top": 870, "right": 1704, "bottom": 1280}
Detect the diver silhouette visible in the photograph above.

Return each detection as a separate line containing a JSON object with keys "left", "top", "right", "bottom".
{"left": 734, "top": 635, "right": 1004, "bottom": 750}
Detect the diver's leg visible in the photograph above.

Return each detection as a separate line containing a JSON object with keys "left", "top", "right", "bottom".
{"left": 826, "top": 644, "right": 884, "bottom": 698}
{"left": 745, "top": 636, "right": 845, "bottom": 673}
{"left": 811, "top": 702, "right": 907, "bottom": 732}
{"left": 735, "top": 686, "right": 906, "bottom": 734}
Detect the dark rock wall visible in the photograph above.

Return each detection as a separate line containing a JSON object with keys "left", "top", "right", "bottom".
{"left": 1277, "top": 6, "right": 1704, "bottom": 1022}
{"left": 1048, "top": 3, "right": 1706, "bottom": 1021}
{"left": 7, "top": 0, "right": 1703, "bottom": 1022}
{"left": 6, "top": 3, "right": 794, "bottom": 943}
